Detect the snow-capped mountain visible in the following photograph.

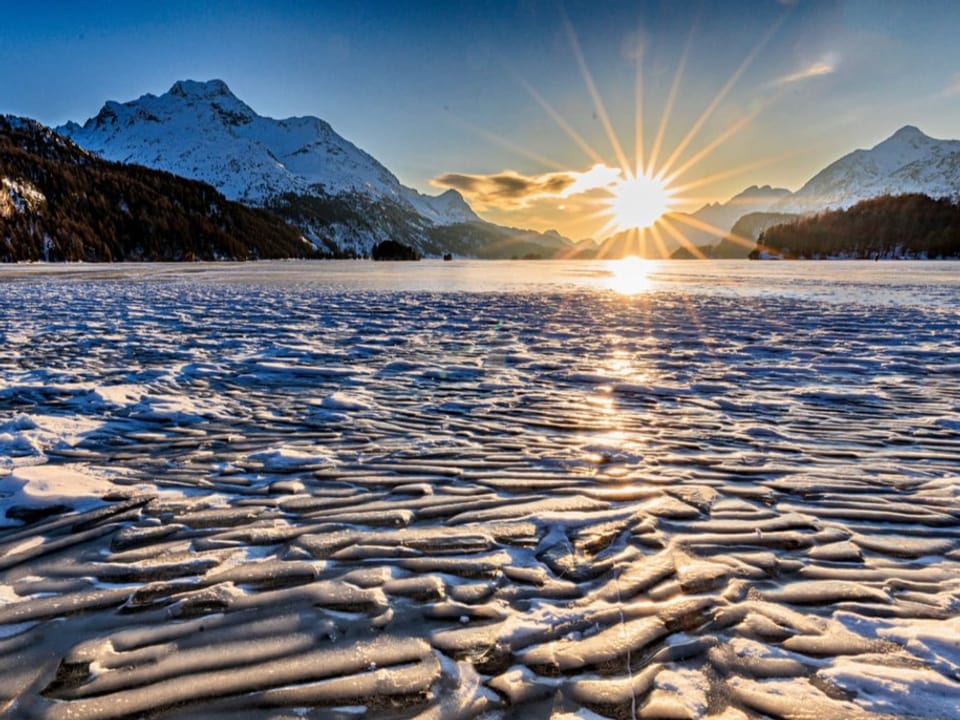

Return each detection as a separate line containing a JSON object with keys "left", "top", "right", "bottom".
{"left": 60, "top": 79, "right": 477, "bottom": 224}
{"left": 775, "top": 125, "right": 960, "bottom": 214}
{"left": 58, "top": 79, "right": 520, "bottom": 256}
{"left": 676, "top": 127, "right": 960, "bottom": 258}
{"left": 1, "top": 114, "right": 312, "bottom": 261}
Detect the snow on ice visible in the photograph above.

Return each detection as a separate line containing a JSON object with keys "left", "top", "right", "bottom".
{"left": 0, "top": 260, "right": 958, "bottom": 719}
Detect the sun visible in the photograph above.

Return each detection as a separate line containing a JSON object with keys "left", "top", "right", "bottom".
{"left": 606, "top": 173, "right": 672, "bottom": 232}
{"left": 607, "top": 255, "right": 652, "bottom": 295}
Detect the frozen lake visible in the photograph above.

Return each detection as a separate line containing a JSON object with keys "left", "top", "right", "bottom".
{"left": 1, "top": 259, "right": 959, "bottom": 719}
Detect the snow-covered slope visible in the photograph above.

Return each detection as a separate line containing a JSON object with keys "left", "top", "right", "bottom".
{"left": 59, "top": 79, "right": 478, "bottom": 226}
{"left": 400, "top": 187, "right": 478, "bottom": 225}
{"left": 776, "top": 126, "right": 960, "bottom": 214}
{"left": 0, "top": 114, "right": 312, "bottom": 261}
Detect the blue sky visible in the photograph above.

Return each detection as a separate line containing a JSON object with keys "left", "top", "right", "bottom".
{"left": 4, "top": 1, "right": 959, "bottom": 237}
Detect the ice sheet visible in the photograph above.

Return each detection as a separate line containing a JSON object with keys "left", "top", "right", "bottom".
{"left": 1, "top": 260, "right": 958, "bottom": 719}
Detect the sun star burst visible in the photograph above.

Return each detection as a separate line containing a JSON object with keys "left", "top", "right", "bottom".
{"left": 606, "top": 173, "right": 673, "bottom": 232}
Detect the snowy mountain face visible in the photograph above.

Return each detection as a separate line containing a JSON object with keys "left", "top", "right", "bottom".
{"left": 775, "top": 126, "right": 960, "bottom": 214}
{"left": 58, "top": 80, "right": 479, "bottom": 227}
{"left": 1, "top": 114, "right": 312, "bottom": 261}
{"left": 680, "top": 127, "right": 960, "bottom": 258}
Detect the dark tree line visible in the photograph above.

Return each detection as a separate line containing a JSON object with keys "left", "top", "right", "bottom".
{"left": 371, "top": 239, "right": 420, "bottom": 260}
{"left": 0, "top": 117, "right": 319, "bottom": 262}
{"left": 752, "top": 194, "right": 960, "bottom": 259}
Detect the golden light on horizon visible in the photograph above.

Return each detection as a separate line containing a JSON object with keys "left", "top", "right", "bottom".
{"left": 607, "top": 255, "right": 652, "bottom": 295}
{"left": 439, "top": 4, "right": 801, "bottom": 256}
{"left": 605, "top": 173, "right": 674, "bottom": 232}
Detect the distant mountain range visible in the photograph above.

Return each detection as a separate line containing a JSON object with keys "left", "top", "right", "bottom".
{"left": 57, "top": 79, "right": 569, "bottom": 259}
{"left": 664, "top": 125, "right": 960, "bottom": 259}
{"left": 669, "top": 186, "right": 795, "bottom": 258}
{"left": 4, "top": 77, "right": 960, "bottom": 262}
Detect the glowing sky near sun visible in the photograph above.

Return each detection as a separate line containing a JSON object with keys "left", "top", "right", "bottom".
{"left": 4, "top": 0, "right": 960, "bottom": 240}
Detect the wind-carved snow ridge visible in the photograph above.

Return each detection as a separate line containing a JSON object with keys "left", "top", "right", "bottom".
{"left": 57, "top": 79, "right": 478, "bottom": 226}
{"left": 0, "top": 263, "right": 959, "bottom": 719}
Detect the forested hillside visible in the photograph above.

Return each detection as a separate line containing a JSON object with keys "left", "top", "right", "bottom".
{"left": 752, "top": 194, "right": 960, "bottom": 259}
{"left": 1, "top": 116, "right": 317, "bottom": 262}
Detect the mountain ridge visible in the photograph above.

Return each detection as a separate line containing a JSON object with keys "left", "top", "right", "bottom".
{"left": 59, "top": 79, "right": 570, "bottom": 258}
{"left": 0, "top": 114, "right": 315, "bottom": 261}
{"left": 774, "top": 125, "right": 960, "bottom": 214}
{"left": 61, "top": 79, "right": 407, "bottom": 205}
{"left": 668, "top": 125, "right": 960, "bottom": 258}
{"left": 44, "top": 82, "right": 960, "bottom": 260}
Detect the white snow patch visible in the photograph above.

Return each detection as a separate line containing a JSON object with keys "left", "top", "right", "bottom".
{"left": 2, "top": 464, "right": 116, "bottom": 517}
{"left": 0, "top": 413, "right": 104, "bottom": 469}
{"left": 247, "top": 447, "right": 335, "bottom": 471}
{"left": 819, "top": 660, "right": 960, "bottom": 718}
{"left": 92, "top": 384, "right": 146, "bottom": 406}
{"left": 320, "top": 392, "right": 370, "bottom": 411}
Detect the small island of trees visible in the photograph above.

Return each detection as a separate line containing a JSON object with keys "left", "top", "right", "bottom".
{"left": 371, "top": 239, "right": 421, "bottom": 261}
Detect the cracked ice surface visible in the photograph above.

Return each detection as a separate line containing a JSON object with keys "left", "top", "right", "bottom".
{"left": 0, "top": 259, "right": 958, "bottom": 719}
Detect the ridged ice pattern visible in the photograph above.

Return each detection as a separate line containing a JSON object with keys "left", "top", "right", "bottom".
{"left": 0, "top": 261, "right": 958, "bottom": 719}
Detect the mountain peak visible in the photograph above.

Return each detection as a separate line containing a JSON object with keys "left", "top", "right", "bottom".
{"left": 2, "top": 114, "right": 44, "bottom": 134}
{"left": 57, "top": 80, "right": 483, "bottom": 230}
{"left": 889, "top": 125, "right": 927, "bottom": 141}
{"left": 168, "top": 79, "right": 235, "bottom": 100}
{"left": 776, "top": 124, "right": 960, "bottom": 214}
{"left": 728, "top": 184, "right": 791, "bottom": 202}
{"left": 873, "top": 125, "right": 933, "bottom": 152}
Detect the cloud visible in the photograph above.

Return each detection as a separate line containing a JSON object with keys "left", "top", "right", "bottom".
{"left": 775, "top": 57, "right": 837, "bottom": 86}
{"left": 432, "top": 164, "right": 621, "bottom": 210}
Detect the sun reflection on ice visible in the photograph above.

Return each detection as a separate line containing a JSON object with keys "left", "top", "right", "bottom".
{"left": 607, "top": 256, "right": 652, "bottom": 295}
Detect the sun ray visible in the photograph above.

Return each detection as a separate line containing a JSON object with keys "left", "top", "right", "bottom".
{"left": 443, "top": 109, "right": 569, "bottom": 172}
{"left": 668, "top": 212, "right": 753, "bottom": 250}
{"left": 595, "top": 214, "right": 627, "bottom": 242}
{"left": 593, "top": 236, "right": 615, "bottom": 259}
{"left": 669, "top": 150, "right": 797, "bottom": 195}
{"left": 562, "top": 12, "right": 632, "bottom": 175}
{"left": 628, "top": 227, "right": 644, "bottom": 258}
{"left": 510, "top": 71, "right": 608, "bottom": 166}
{"left": 658, "top": 215, "right": 707, "bottom": 259}
{"left": 668, "top": 212, "right": 736, "bottom": 239}
{"left": 655, "top": 10, "right": 790, "bottom": 181}
{"left": 647, "top": 221, "right": 675, "bottom": 260}
{"left": 558, "top": 206, "right": 623, "bottom": 236}
{"left": 647, "top": 21, "right": 696, "bottom": 175}
{"left": 661, "top": 100, "right": 771, "bottom": 186}
{"left": 633, "top": 28, "right": 645, "bottom": 177}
